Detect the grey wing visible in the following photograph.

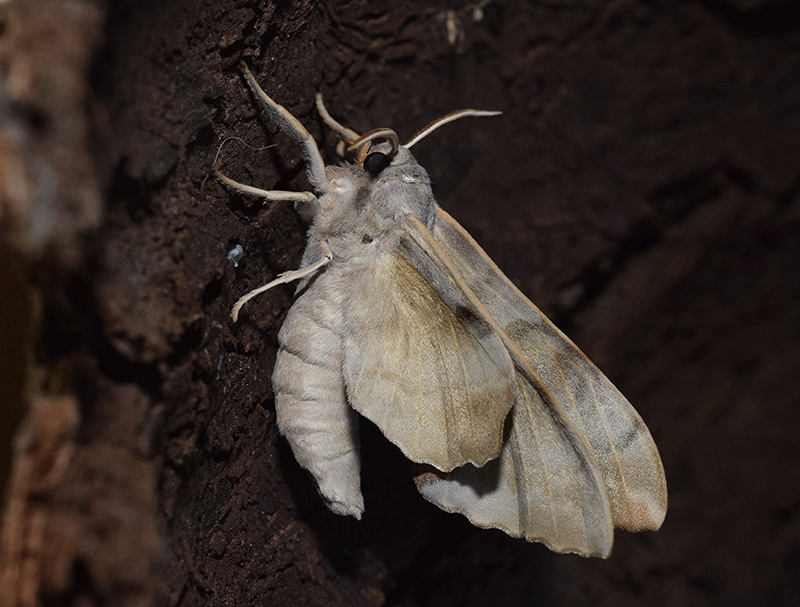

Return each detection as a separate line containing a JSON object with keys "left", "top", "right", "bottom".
{"left": 354, "top": 215, "right": 614, "bottom": 556}
{"left": 416, "top": 361, "right": 615, "bottom": 557}
{"left": 432, "top": 208, "right": 667, "bottom": 531}
{"left": 272, "top": 272, "right": 364, "bottom": 518}
{"left": 340, "top": 215, "right": 516, "bottom": 473}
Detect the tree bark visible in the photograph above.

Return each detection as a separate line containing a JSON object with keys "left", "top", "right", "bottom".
{"left": 2, "top": 0, "right": 799, "bottom": 605}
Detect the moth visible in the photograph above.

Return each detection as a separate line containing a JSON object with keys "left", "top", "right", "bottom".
{"left": 216, "top": 64, "right": 667, "bottom": 558}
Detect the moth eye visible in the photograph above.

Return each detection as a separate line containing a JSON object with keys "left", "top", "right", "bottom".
{"left": 364, "top": 152, "right": 391, "bottom": 176}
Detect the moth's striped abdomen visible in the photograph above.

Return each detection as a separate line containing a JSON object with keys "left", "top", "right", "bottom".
{"left": 272, "top": 275, "right": 364, "bottom": 517}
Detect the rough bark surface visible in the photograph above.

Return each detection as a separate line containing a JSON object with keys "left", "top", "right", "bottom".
{"left": 1, "top": 0, "right": 799, "bottom": 606}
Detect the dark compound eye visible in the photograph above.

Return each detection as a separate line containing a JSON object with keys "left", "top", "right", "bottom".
{"left": 364, "top": 152, "right": 391, "bottom": 176}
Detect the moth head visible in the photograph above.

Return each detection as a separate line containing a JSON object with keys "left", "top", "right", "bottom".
{"left": 346, "top": 128, "right": 400, "bottom": 177}
{"left": 319, "top": 91, "right": 500, "bottom": 179}
{"left": 316, "top": 103, "right": 502, "bottom": 228}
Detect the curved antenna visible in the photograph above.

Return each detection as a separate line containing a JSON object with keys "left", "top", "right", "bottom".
{"left": 347, "top": 128, "right": 400, "bottom": 154}
{"left": 346, "top": 128, "right": 400, "bottom": 163}
{"left": 405, "top": 109, "right": 501, "bottom": 149}
{"left": 316, "top": 93, "right": 360, "bottom": 142}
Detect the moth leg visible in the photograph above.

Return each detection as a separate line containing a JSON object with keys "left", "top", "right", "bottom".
{"left": 239, "top": 63, "right": 327, "bottom": 187}
{"left": 212, "top": 168, "right": 317, "bottom": 205}
{"left": 230, "top": 241, "right": 333, "bottom": 323}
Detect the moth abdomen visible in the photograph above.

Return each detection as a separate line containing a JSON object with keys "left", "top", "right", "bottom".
{"left": 272, "top": 278, "right": 364, "bottom": 518}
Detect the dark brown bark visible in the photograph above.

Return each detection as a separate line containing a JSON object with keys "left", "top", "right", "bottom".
{"left": 1, "top": 0, "right": 799, "bottom": 605}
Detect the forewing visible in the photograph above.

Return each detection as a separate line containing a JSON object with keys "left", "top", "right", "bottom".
{"left": 433, "top": 209, "right": 667, "bottom": 530}
{"left": 415, "top": 363, "right": 614, "bottom": 557}
{"left": 342, "top": 215, "right": 515, "bottom": 472}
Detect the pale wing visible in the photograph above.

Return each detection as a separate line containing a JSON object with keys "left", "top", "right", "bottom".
{"left": 342, "top": 215, "right": 515, "bottom": 472}
{"left": 416, "top": 360, "right": 614, "bottom": 557}
{"left": 433, "top": 209, "right": 667, "bottom": 530}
